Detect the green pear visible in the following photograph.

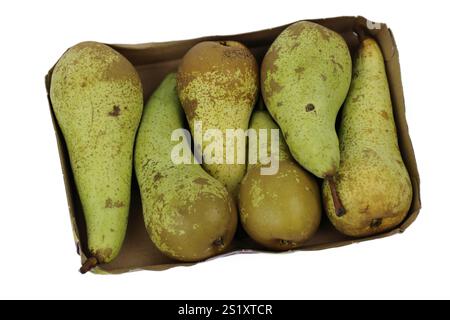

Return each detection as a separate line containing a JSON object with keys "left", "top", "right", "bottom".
{"left": 246, "top": 105, "right": 292, "bottom": 171}
{"left": 135, "top": 73, "right": 237, "bottom": 262}
{"left": 261, "top": 21, "right": 352, "bottom": 178}
{"left": 50, "top": 42, "right": 143, "bottom": 272}
{"left": 322, "top": 38, "right": 412, "bottom": 237}
{"left": 239, "top": 109, "right": 321, "bottom": 250}
{"left": 177, "top": 41, "right": 259, "bottom": 197}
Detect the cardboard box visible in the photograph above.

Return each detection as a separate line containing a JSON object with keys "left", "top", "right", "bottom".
{"left": 45, "top": 16, "right": 421, "bottom": 274}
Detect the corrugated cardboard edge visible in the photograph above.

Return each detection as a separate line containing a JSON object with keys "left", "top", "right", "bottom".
{"left": 45, "top": 16, "right": 421, "bottom": 274}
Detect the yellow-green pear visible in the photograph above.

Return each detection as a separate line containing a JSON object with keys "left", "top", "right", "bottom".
{"left": 177, "top": 41, "right": 259, "bottom": 197}
{"left": 239, "top": 108, "right": 321, "bottom": 250}
{"left": 50, "top": 42, "right": 143, "bottom": 272}
{"left": 245, "top": 102, "right": 293, "bottom": 170}
{"left": 261, "top": 21, "right": 352, "bottom": 178}
{"left": 135, "top": 73, "right": 237, "bottom": 262}
{"left": 323, "top": 38, "right": 412, "bottom": 237}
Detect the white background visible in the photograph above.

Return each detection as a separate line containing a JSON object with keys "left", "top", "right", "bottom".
{"left": 0, "top": 0, "right": 446, "bottom": 300}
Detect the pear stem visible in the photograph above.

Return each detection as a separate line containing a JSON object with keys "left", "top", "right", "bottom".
{"left": 79, "top": 257, "right": 98, "bottom": 274}
{"left": 326, "top": 176, "right": 346, "bottom": 217}
{"left": 354, "top": 22, "right": 370, "bottom": 42}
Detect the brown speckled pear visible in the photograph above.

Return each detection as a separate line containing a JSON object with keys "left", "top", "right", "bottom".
{"left": 239, "top": 109, "right": 321, "bottom": 251}
{"left": 177, "top": 41, "right": 259, "bottom": 197}
{"left": 50, "top": 42, "right": 143, "bottom": 272}
{"left": 135, "top": 74, "right": 237, "bottom": 262}
{"left": 261, "top": 21, "right": 352, "bottom": 178}
{"left": 322, "top": 38, "right": 412, "bottom": 237}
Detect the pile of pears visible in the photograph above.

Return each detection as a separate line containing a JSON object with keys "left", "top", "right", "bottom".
{"left": 50, "top": 21, "right": 412, "bottom": 273}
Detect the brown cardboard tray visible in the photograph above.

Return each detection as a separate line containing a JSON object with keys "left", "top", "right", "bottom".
{"left": 45, "top": 16, "right": 421, "bottom": 274}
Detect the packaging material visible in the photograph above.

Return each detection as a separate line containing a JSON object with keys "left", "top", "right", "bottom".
{"left": 45, "top": 16, "right": 421, "bottom": 274}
